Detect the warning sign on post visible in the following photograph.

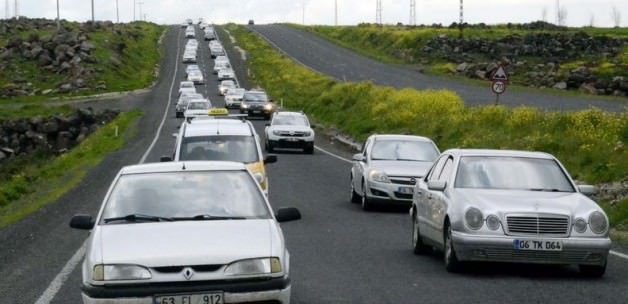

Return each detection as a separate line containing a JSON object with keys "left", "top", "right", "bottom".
{"left": 491, "top": 65, "right": 509, "bottom": 82}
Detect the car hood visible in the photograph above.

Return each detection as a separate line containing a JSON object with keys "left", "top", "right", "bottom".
{"left": 97, "top": 220, "right": 273, "bottom": 266}
{"left": 453, "top": 189, "right": 600, "bottom": 216}
{"left": 370, "top": 160, "right": 432, "bottom": 177}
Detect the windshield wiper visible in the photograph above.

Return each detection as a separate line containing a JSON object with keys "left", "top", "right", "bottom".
{"left": 396, "top": 158, "right": 421, "bottom": 161}
{"left": 529, "top": 188, "right": 563, "bottom": 192}
{"left": 171, "top": 214, "right": 247, "bottom": 221}
{"left": 104, "top": 214, "right": 173, "bottom": 223}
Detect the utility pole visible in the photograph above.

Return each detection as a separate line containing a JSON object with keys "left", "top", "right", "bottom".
{"left": 133, "top": 0, "right": 136, "bottom": 21}
{"left": 5, "top": 0, "right": 9, "bottom": 19}
{"left": 56, "top": 0, "right": 60, "bottom": 30}
{"left": 334, "top": 0, "right": 338, "bottom": 26}
{"left": 376, "top": 0, "right": 382, "bottom": 25}
{"left": 138, "top": 1, "right": 144, "bottom": 22}
{"left": 555, "top": 0, "right": 559, "bottom": 25}
{"left": 13, "top": 0, "right": 17, "bottom": 19}
{"left": 410, "top": 0, "right": 416, "bottom": 26}
{"left": 91, "top": 0, "right": 94, "bottom": 22}
{"left": 116, "top": 0, "right": 119, "bottom": 23}
{"left": 459, "top": 0, "right": 464, "bottom": 38}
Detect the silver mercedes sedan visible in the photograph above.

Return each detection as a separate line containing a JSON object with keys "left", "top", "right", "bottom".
{"left": 70, "top": 161, "right": 301, "bottom": 304}
{"left": 410, "top": 149, "right": 611, "bottom": 277}
{"left": 350, "top": 134, "right": 440, "bottom": 211}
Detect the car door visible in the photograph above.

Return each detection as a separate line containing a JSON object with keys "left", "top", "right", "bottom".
{"left": 429, "top": 156, "right": 455, "bottom": 249}
{"left": 351, "top": 137, "right": 372, "bottom": 196}
{"left": 419, "top": 155, "right": 449, "bottom": 243}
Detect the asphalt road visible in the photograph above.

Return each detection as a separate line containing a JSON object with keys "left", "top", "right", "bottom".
{"left": 0, "top": 25, "right": 627, "bottom": 304}
{"left": 251, "top": 24, "right": 627, "bottom": 113}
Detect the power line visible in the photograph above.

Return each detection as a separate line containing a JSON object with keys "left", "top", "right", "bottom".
{"left": 376, "top": 0, "right": 382, "bottom": 25}
{"left": 409, "top": 0, "right": 416, "bottom": 26}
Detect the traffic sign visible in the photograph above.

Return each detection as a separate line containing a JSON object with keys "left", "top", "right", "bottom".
{"left": 491, "top": 65, "right": 508, "bottom": 82}
{"left": 491, "top": 80, "right": 506, "bottom": 94}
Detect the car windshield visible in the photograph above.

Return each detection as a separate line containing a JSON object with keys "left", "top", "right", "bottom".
{"left": 180, "top": 135, "right": 260, "bottom": 163}
{"left": 273, "top": 115, "right": 308, "bottom": 126}
{"left": 227, "top": 89, "right": 245, "bottom": 96}
{"left": 101, "top": 171, "right": 270, "bottom": 223}
{"left": 180, "top": 82, "right": 194, "bottom": 88}
{"left": 455, "top": 156, "right": 575, "bottom": 192}
{"left": 187, "top": 101, "right": 209, "bottom": 110}
{"left": 244, "top": 92, "right": 268, "bottom": 102}
{"left": 370, "top": 140, "right": 439, "bottom": 162}
{"left": 221, "top": 81, "right": 235, "bottom": 86}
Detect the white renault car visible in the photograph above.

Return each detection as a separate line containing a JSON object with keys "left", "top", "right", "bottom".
{"left": 264, "top": 112, "right": 315, "bottom": 154}
{"left": 184, "top": 99, "right": 212, "bottom": 118}
{"left": 70, "top": 161, "right": 301, "bottom": 304}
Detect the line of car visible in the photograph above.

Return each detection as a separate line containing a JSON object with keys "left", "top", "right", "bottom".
{"left": 349, "top": 134, "right": 611, "bottom": 277}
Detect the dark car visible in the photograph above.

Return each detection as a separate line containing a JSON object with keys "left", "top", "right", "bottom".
{"left": 240, "top": 90, "right": 276, "bottom": 120}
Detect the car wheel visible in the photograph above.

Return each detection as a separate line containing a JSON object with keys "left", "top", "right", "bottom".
{"left": 361, "top": 182, "right": 372, "bottom": 211}
{"left": 350, "top": 177, "right": 360, "bottom": 204}
{"left": 444, "top": 223, "right": 461, "bottom": 272}
{"left": 266, "top": 141, "right": 274, "bottom": 153}
{"left": 579, "top": 261, "right": 607, "bottom": 277}
{"left": 304, "top": 145, "right": 314, "bottom": 154}
{"left": 412, "top": 212, "right": 431, "bottom": 255}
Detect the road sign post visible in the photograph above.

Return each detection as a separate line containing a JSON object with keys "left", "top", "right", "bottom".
{"left": 490, "top": 65, "right": 508, "bottom": 105}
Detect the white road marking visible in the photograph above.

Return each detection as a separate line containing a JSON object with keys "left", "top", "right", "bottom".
{"left": 610, "top": 250, "right": 628, "bottom": 260}
{"left": 33, "top": 27, "right": 183, "bottom": 304}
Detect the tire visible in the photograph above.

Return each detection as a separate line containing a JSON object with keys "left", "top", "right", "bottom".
{"left": 444, "top": 223, "right": 461, "bottom": 272}
{"left": 350, "top": 177, "right": 360, "bottom": 204}
{"left": 412, "top": 212, "right": 432, "bottom": 255}
{"left": 579, "top": 261, "right": 607, "bottom": 278}
{"left": 361, "top": 182, "right": 372, "bottom": 211}
{"left": 266, "top": 141, "right": 275, "bottom": 153}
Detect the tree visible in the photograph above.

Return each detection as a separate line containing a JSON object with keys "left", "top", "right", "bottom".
{"left": 557, "top": 6, "right": 568, "bottom": 26}
{"left": 611, "top": 5, "right": 621, "bottom": 28}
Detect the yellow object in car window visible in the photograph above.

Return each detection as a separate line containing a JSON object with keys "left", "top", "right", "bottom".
{"left": 246, "top": 162, "right": 267, "bottom": 190}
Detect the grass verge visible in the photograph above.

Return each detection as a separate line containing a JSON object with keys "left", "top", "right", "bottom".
{"left": 0, "top": 110, "right": 143, "bottom": 228}
{"left": 228, "top": 23, "right": 627, "bottom": 232}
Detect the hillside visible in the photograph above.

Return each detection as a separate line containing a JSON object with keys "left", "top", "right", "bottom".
{"left": 0, "top": 18, "right": 164, "bottom": 104}
{"left": 298, "top": 22, "right": 628, "bottom": 97}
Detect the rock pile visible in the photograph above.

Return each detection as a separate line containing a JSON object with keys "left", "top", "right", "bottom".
{"left": 0, "top": 18, "right": 114, "bottom": 98}
{"left": 0, "top": 108, "right": 119, "bottom": 161}
{"left": 424, "top": 31, "right": 628, "bottom": 96}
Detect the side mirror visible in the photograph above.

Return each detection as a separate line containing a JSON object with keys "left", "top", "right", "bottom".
{"left": 275, "top": 207, "right": 301, "bottom": 223}
{"left": 160, "top": 156, "right": 172, "bottom": 162}
{"left": 69, "top": 214, "right": 95, "bottom": 230}
{"left": 427, "top": 180, "right": 447, "bottom": 191}
{"left": 264, "top": 154, "right": 277, "bottom": 164}
{"left": 310, "top": 124, "right": 316, "bottom": 129}
{"left": 352, "top": 153, "right": 365, "bottom": 162}
{"left": 578, "top": 185, "right": 597, "bottom": 195}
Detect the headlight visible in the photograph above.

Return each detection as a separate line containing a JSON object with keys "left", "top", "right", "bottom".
{"left": 272, "top": 130, "right": 282, "bottom": 136}
{"left": 241, "top": 104, "right": 249, "bottom": 109}
{"left": 574, "top": 218, "right": 587, "bottom": 233}
{"left": 465, "top": 207, "right": 483, "bottom": 230}
{"left": 93, "top": 265, "right": 151, "bottom": 281}
{"left": 486, "top": 214, "right": 500, "bottom": 231}
{"left": 303, "top": 131, "right": 312, "bottom": 136}
{"left": 224, "top": 258, "right": 281, "bottom": 276}
{"left": 368, "top": 170, "right": 390, "bottom": 183}
{"left": 264, "top": 104, "right": 273, "bottom": 110}
{"left": 589, "top": 211, "right": 608, "bottom": 234}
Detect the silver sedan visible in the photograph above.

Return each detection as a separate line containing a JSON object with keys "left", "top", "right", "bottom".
{"left": 70, "top": 161, "right": 301, "bottom": 303}
{"left": 410, "top": 149, "right": 611, "bottom": 276}
{"left": 350, "top": 134, "right": 440, "bottom": 211}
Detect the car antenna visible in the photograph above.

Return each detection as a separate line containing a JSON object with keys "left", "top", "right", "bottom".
{"left": 182, "top": 162, "right": 186, "bottom": 170}
{"left": 216, "top": 119, "right": 220, "bottom": 135}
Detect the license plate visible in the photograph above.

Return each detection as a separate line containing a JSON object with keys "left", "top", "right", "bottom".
{"left": 155, "top": 292, "right": 223, "bottom": 304}
{"left": 253, "top": 110, "right": 261, "bottom": 114}
{"left": 398, "top": 186, "right": 413, "bottom": 194}
{"left": 513, "top": 239, "right": 563, "bottom": 251}
{"left": 286, "top": 138, "right": 299, "bottom": 142}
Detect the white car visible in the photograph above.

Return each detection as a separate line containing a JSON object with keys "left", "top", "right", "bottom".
{"left": 182, "top": 51, "right": 197, "bottom": 63}
{"left": 224, "top": 88, "right": 246, "bottom": 109}
{"left": 69, "top": 161, "right": 300, "bottom": 304}
{"left": 265, "top": 112, "right": 315, "bottom": 154}
{"left": 214, "top": 55, "right": 229, "bottom": 64}
{"left": 185, "top": 64, "right": 201, "bottom": 77}
{"left": 218, "top": 68, "right": 235, "bottom": 81}
{"left": 411, "top": 149, "right": 611, "bottom": 276}
{"left": 350, "top": 134, "right": 440, "bottom": 210}
{"left": 187, "top": 70, "right": 204, "bottom": 85}
{"left": 213, "top": 61, "right": 232, "bottom": 74}
{"left": 210, "top": 46, "right": 225, "bottom": 58}
{"left": 184, "top": 99, "right": 212, "bottom": 118}
{"left": 176, "top": 93, "right": 204, "bottom": 118}
{"left": 178, "top": 81, "right": 197, "bottom": 96}
{"left": 218, "top": 80, "right": 237, "bottom": 96}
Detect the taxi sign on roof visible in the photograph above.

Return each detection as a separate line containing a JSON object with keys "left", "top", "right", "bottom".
{"left": 491, "top": 65, "right": 508, "bottom": 82}
{"left": 208, "top": 108, "right": 229, "bottom": 116}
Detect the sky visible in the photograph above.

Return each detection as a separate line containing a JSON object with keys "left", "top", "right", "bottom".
{"left": 2, "top": 0, "right": 626, "bottom": 27}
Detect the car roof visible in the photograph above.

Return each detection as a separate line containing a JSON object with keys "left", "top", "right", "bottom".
{"left": 184, "top": 119, "right": 253, "bottom": 137}
{"left": 443, "top": 149, "right": 555, "bottom": 159}
{"left": 371, "top": 134, "right": 434, "bottom": 142}
{"left": 274, "top": 111, "right": 306, "bottom": 117}
{"left": 120, "top": 161, "right": 247, "bottom": 175}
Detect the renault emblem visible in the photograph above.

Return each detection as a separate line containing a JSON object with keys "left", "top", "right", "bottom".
{"left": 410, "top": 178, "right": 416, "bottom": 184}
{"left": 183, "top": 268, "right": 194, "bottom": 280}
